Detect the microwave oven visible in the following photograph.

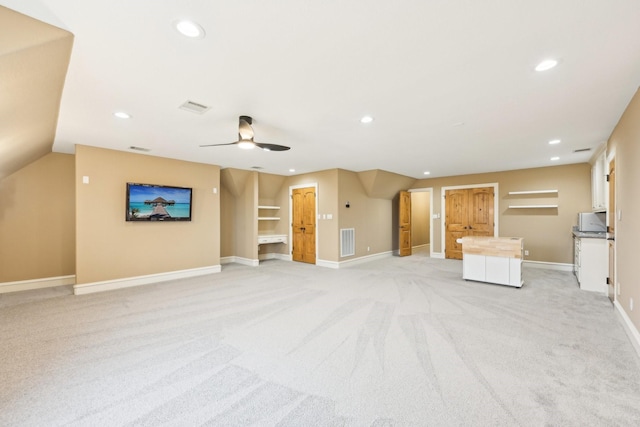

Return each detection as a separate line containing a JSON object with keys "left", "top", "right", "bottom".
{"left": 577, "top": 212, "right": 606, "bottom": 232}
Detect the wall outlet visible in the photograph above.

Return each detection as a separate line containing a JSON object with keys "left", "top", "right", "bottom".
{"left": 82, "top": 176, "right": 89, "bottom": 184}
{"left": 631, "top": 298, "right": 634, "bottom": 311}
{"left": 367, "top": 246, "right": 370, "bottom": 252}
{"left": 617, "top": 282, "right": 621, "bottom": 296}
{"left": 524, "top": 250, "right": 529, "bottom": 256}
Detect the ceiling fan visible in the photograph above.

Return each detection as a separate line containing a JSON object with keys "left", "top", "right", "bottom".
{"left": 200, "top": 116, "right": 290, "bottom": 151}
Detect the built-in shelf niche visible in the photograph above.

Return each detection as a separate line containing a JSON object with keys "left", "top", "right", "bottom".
{"left": 507, "top": 189, "right": 558, "bottom": 209}
{"left": 258, "top": 205, "right": 281, "bottom": 220}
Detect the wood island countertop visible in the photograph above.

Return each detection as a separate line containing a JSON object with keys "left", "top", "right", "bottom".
{"left": 459, "top": 236, "right": 523, "bottom": 258}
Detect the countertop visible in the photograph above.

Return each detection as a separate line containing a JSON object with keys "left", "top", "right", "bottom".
{"left": 571, "top": 230, "right": 613, "bottom": 240}
{"left": 459, "top": 236, "right": 523, "bottom": 258}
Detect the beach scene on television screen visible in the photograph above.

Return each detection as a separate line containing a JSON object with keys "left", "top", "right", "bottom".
{"left": 128, "top": 184, "right": 191, "bottom": 221}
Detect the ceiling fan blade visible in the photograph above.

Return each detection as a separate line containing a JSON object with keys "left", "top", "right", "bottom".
{"left": 255, "top": 142, "right": 291, "bottom": 151}
{"left": 238, "top": 116, "right": 254, "bottom": 140}
{"left": 199, "top": 142, "right": 238, "bottom": 147}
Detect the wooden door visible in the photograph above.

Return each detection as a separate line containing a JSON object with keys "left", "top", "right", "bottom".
{"left": 468, "top": 187, "right": 494, "bottom": 236}
{"left": 608, "top": 158, "right": 615, "bottom": 302}
{"left": 445, "top": 187, "right": 495, "bottom": 260}
{"left": 292, "top": 187, "right": 316, "bottom": 264}
{"left": 398, "top": 190, "right": 412, "bottom": 256}
{"left": 445, "top": 189, "right": 469, "bottom": 260}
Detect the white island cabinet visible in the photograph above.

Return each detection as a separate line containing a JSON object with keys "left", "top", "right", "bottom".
{"left": 460, "top": 237, "right": 524, "bottom": 287}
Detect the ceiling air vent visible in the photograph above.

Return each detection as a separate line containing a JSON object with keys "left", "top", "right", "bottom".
{"left": 251, "top": 166, "right": 264, "bottom": 170}
{"left": 129, "top": 146, "right": 151, "bottom": 152}
{"left": 179, "top": 100, "right": 211, "bottom": 114}
{"left": 573, "top": 148, "right": 591, "bottom": 153}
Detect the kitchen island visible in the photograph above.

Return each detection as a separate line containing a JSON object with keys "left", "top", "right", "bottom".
{"left": 460, "top": 236, "right": 524, "bottom": 287}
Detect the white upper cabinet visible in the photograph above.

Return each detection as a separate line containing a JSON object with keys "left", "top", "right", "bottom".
{"left": 591, "top": 149, "right": 607, "bottom": 212}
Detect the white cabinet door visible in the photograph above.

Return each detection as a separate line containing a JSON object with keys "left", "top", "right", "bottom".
{"left": 509, "top": 258, "right": 522, "bottom": 287}
{"left": 485, "top": 256, "right": 510, "bottom": 285}
{"left": 591, "top": 151, "right": 607, "bottom": 212}
{"left": 578, "top": 238, "right": 607, "bottom": 293}
{"left": 463, "top": 254, "right": 485, "bottom": 282}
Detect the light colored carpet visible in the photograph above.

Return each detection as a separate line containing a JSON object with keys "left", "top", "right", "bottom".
{"left": 1, "top": 253, "right": 639, "bottom": 426}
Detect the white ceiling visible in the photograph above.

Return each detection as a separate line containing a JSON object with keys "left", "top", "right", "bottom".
{"left": 5, "top": 0, "right": 640, "bottom": 178}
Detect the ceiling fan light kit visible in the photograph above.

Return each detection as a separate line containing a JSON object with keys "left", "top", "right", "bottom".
{"left": 238, "top": 141, "right": 256, "bottom": 150}
{"left": 200, "top": 116, "right": 291, "bottom": 152}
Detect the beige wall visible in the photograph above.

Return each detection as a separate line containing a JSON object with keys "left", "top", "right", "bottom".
{"left": 411, "top": 191, "right": 430, "bottom": 247}
{"left": 0, "top": 152, "right": 75, "bottom": 282}
{"left": 220, "top": 184, "right": 235, "bottom": 258}
{"left": 283, "top": 169, "right": 339, "bottom": 262}
{"left": 607, "top": 87, "right": 640, "bottom": 334}
{"left": 413, "top": 163, "right": 592, "bottom": 264}
{"left": 75, "top": 145, "right": 220, "bottom": 284}
{"left": 338, "top": 169, "right": 394, "bottom": 259}
{"left": 220, "top": 168, "right": 425, "bottom": 263}
{"left": 220, "top": 168, "right": 256, "bottom": 260}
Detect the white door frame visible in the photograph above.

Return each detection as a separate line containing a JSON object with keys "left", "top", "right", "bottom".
{"left": 408, "top": 187, "right": 434, "bottom": 257}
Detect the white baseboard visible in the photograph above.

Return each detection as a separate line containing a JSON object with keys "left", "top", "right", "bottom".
{"left": 523, "top": 260, "right": 574, "bottom": 272}
{"left": 220, "top": 256, "right": 259, "bottom": 267}
{"left": 316, "top": 259, "right": 339, "bottom": 269}
{"left": 316, "top": 252, "right": 394, "bottom": 269}
{"left": 340, "top": 251, "right": 393, "bottom": 267}
{"left": 258, "top": 253, "right": 290, "bottom": 262}
{"left": 73, "top": 265, "right": 221, "bottom": 295}
{"left": 614, "top": 300, "right": 640, "bottom": 360}
{"left": 0, "top": 275, "right": 76, "bottom": 294}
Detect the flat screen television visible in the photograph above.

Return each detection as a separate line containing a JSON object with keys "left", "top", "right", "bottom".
{"left": 126, "top": 182, "right": 192, "bottom": 221}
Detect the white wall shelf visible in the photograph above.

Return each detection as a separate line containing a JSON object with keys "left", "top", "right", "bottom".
{"left": 508, "top": 190, "right": 558, "bottom": 195}
{"left": 258, "top": 205, "right": 280, "bottom": 209}
{"left": 508, "top": 205, "right": 558, "bottom": 209}
{"left": 258, "top": 217, "right": 280, "bottom": 220}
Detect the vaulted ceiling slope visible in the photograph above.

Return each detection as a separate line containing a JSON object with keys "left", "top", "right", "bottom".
{"left": 0, "top": 6, "right": 72, "bottom": 180}
{"left": 2, "top": 1, "right": 640, "bottom": 179}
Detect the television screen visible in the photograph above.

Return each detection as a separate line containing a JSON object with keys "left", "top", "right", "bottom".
{"left": 126, "top": 183, "right": 192, "bottom": 221}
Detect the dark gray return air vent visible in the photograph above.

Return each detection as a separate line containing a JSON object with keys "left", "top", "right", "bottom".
{"left": 573, "top": 148, "right": 591, "bottom": 153}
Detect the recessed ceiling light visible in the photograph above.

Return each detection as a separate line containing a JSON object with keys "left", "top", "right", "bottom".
{"left": 360, "top": 116, "right": 374, "bottom": 124}
{"left": 535, "top": 59, "right": 558, "bottom": 72}
{"left": 423, "top": 171, "right": 431, "bottom": 175}
{"left": 114, "top": 111, "right": 131, "bottom": 119}
{"left": 289, "top": 169, "right": 296, "bottom": 173}
{"left": 173, "top": 19, "right": 205, "bottom": 39}
{"left": 548, "top": 139, "right": 561, "bottom": 145}
{"left": 551, "top": 156, "right": 560, "bottom": 161}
